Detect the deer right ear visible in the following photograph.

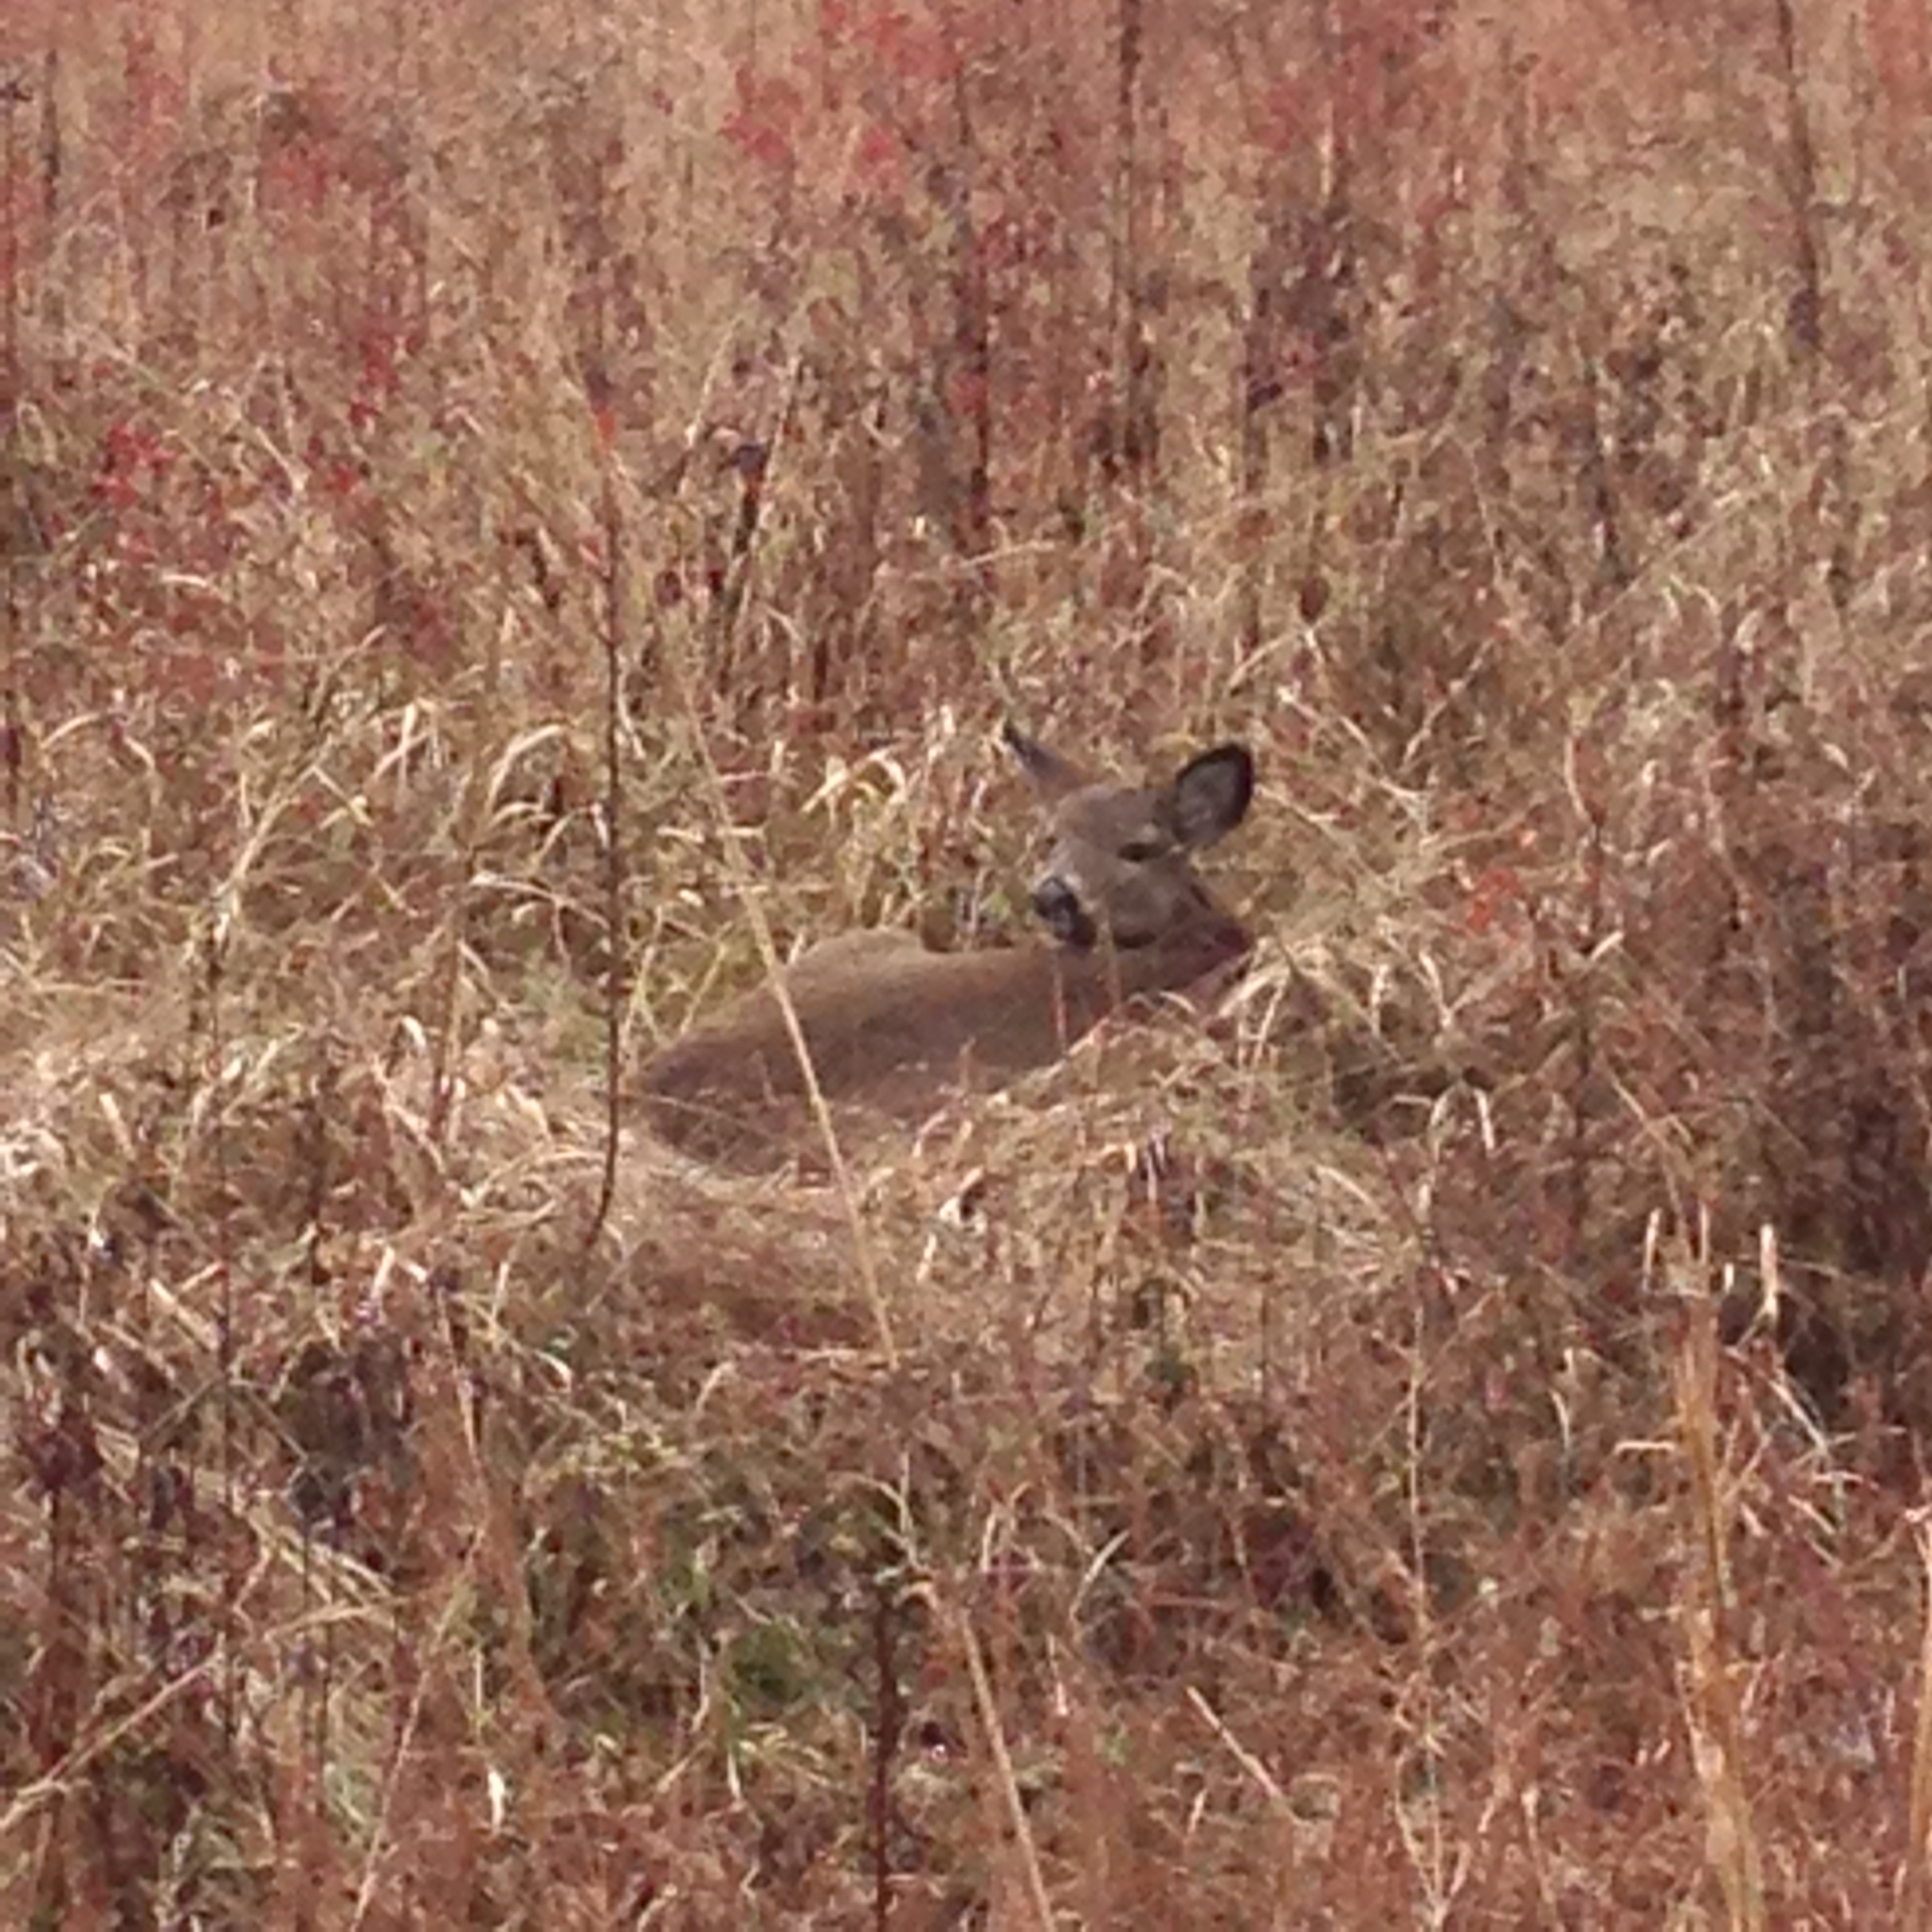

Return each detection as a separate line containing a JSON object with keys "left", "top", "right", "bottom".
{"left": 1003, "top": 721, "right": 1087, "bottom": 799}
{"left": 1166, "top": 744, "right": 1255, "bottom": 848}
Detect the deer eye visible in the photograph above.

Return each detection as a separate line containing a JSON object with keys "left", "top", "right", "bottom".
{"left": 1119, "top": 833, "right": 1168, "bottom": 863}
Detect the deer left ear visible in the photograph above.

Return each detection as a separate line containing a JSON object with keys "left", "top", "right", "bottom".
{"left": 1003, "top": 721, "right": 1088, "bottom": 800}
{"left": 1165, "top": 745, "right": 1254, "bottom": 848}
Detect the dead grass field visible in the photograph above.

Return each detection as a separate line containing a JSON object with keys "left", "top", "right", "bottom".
{"left": 5, "top": 0, "right": 1932, "bottom": 1924}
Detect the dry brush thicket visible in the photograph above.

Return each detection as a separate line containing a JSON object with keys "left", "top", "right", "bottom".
{"left": 5, "top": 0, "right": 1932, "bottom": 1923}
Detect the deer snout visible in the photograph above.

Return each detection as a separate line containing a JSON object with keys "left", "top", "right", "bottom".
{"left": 1032, "top": 876, "right": 1099, "bottom": 949}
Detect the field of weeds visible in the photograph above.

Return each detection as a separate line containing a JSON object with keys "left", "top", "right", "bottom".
{"left": 5, "top": 1, "right": 1932, "bottom": 1923}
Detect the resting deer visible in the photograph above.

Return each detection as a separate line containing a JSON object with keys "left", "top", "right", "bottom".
{"left": 642, "top": 724, "right": 1256, "bottom": 1169}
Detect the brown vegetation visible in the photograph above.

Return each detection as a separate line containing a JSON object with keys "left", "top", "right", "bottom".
{"left": 4, "top": 0, "right": 1932, "bottom": 1923}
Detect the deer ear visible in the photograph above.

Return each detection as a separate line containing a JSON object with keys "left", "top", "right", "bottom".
{"left": 1003, "top": 721, "right": 1088, "bottom": 799}
{"left": 1165, "top": 745, "right": 1254, "bottom": 848}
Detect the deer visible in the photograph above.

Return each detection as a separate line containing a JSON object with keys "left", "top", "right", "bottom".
{"left": 641, "top": 723, "right": 1256, "bottom": 1170}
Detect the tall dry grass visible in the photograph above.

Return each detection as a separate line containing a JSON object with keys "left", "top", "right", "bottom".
{"left": 2, "top": 0, "right": 1932, "bottom": 1922}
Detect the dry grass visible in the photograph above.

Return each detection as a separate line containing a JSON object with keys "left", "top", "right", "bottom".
{"left": 4, "top": 0, "right": 1932, "bottom": 1923}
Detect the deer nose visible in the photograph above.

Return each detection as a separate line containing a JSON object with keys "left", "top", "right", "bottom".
{"left": 1032, "top": 876, "right": 1098, "bottom": 949}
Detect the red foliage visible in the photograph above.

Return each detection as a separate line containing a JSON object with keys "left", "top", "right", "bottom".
{"left": 723, "top": 68, "right": 807, "bottom": 173}
{"left": 119, "top": 23, "right": 185, "bottom": 144}
{"left": 92, "top": 417, "right": 172, "bottom": 512}
{"left": 723, "top": 2, "right": 973, "bottom": 211}
{"left": 350, "top": 323, "right": 405, "bottom": 432}
{"left": 1465, "top": 863, "right": 1528, "bottom": 941}
{"left": 1866, "top": 0, "right": 1932, "bottom": 125}
{"left": 852, "top": 118, "right": 906, "bottom": 198}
